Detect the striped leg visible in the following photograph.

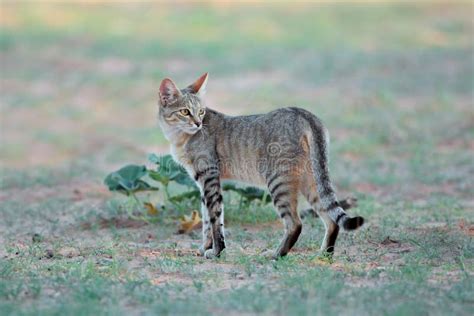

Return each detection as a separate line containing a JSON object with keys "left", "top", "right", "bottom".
{"left": 198, "top": 197, "right": 213, "bottom": 256}
{"left": 316, "top": 211, "right": 339, "bottom": 254}
{"left": 194, "top": 165, "right": 225, "bottom": 259}
{"left": 300, "top": 173, "right": 339, "bottom": 254}
{"left": 267, "top": 173, "right": 302, "bottom": 258}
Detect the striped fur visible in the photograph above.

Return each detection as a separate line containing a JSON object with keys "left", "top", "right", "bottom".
{"left": 300, "top": 196, "right": 358, "bottom": 219}
{"left": 158, "top": 74, "right": 364, "bottom": 259}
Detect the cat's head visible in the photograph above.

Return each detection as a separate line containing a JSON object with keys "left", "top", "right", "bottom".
{"left": 158, "top": 73, "right": 208, "bottom": 135}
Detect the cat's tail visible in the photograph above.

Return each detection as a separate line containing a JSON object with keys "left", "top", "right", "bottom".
{"left": 300, "top": 196, "right": 358, "bottom": 219}
{"left": 304, "top": 114, "right": 364, "bottom": 231}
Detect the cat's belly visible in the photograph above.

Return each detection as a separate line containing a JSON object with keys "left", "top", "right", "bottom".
{"left": 171, "top": 144, "right": 266, "bottom": 187}
{"left": 220, "top": 160, "right": 266, "bottom": 186}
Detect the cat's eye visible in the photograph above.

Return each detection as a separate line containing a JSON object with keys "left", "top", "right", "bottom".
{"left": 198, "top": 109, "right": 205, "bottom": 116}
{"left": 179, "top": 109, "right": 190, "bottom": 116}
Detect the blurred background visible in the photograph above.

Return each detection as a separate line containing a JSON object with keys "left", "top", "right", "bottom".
{"left": 1, "top": 2, "right": 472, "bottom": 183}
{"left": 2, "top": 0, "right": 473, "bottom": 230}
{"left": 0, "top": 2, "right": 473, "bottom": 314}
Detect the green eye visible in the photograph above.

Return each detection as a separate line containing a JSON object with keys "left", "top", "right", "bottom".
{"left": 179, "top": 109, "right": 190, "bottom": 116}
{"left": 198, "top": 109, "right": 205, "bottom": 116}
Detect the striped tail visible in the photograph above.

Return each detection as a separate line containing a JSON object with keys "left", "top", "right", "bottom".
{"left": 307, "top": 119, "right": 364, "bottom": 231}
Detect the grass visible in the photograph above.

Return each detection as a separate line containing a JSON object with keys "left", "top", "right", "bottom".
{"left": 1, "top": 2, "right": 473, "bottom": 315}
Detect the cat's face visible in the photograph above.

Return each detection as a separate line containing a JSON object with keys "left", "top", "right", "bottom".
{"left": 158, "top": 73, "right": 208, "bottom": 135}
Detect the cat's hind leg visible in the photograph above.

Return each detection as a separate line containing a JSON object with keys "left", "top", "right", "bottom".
{"left": 266, "top": 173, "right": 302, "bottom": 259}
{"left": 300, "top": 173, "right": 339, "bottom": 254}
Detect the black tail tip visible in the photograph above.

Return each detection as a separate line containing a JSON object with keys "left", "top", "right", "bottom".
{"left": 343, "top": 216, "right": 365, "bottom": 230}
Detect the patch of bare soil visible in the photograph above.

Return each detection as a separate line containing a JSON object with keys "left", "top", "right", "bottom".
{"left": 240, "top": 220, "right": 282, "bottom": 233}
{"left": 354, "top": 182, "right": 379, "bottom": 193}
{"left": 150, "top": 273, "right": 193, "bottom": 286}
{"left": 139, "top": 246, "right": 253, "bottom": 290}
{"left": 406, "top": 183, "right": 458, "bottom": 200}
{"left": 81, "top": 217, "right": 149, "bottom": 230}
{"left": 407, "top": 222, "right": 451, "bottom": 234}
{"left": 0, "top": 181, "right": 110, "bottom": 203}
{"left": 458, "top": 220, "right": 474, "bottom": 236}
{"left": 139, "top": 248, "right": 200, "bottom": 259}
{"left": 428, "top": 266, "right": 471, "bottom": 288}
{"left": 367, "top": 236, "right": 413, "bottom": 261}
{"left": 437, "top": 138, "right": 474, "bottom": 153}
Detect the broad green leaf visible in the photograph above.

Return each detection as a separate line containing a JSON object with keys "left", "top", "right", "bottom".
{"left": 148, "top": 154, "right": 197, "bottom": 189}
{"left": 148, "top": 153, "right": 161, "bottom": 164}
{"left": 222, "top": 183, "right": 271, "bottom": 203}
{"left": 104, "top": 164, "right": 159, "bottom": 195}
{"left": 169, "top": 190, "right": 201, "bottom": 203}
{"left": 148, "top": 170, "right": 169, "bottom": 185}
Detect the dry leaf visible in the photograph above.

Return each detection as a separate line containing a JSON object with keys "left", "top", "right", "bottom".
{"left": 178, "top": 210, "right": 201, "bottom": 234}
{"left": 458, "top": 220, "right": 474, "bottom": 236}
{"left": 144, "top": 202, "right": 158, "bottom": 216}
{"left": 151, "top": 275, "right": 171, "bottom": 285}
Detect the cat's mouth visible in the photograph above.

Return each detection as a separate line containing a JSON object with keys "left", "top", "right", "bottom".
{"left": 183, "top": 126, "right": 202, "bottom": 134}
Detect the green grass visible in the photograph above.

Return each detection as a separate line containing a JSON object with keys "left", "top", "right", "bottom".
{"left": 1, "top": 2, "right": 473, "bottom": 315}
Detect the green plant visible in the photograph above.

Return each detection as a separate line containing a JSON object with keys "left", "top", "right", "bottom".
{"left": 103, "top": 164, "right": 159, "bottom": 218}
{"left": 103, "top": 154, "right": 272, "bottom": 215}
{"left": 222, "top": 183, "right": 271, "bottom": 206}
{"left": 147, "top": 153, "right": 200, "bottom": 202}
{"left": 104, "top": 165, "right": 159, "bottom": 195}
{"left": 148, "top": 154, "right": 197, "bottom": 189}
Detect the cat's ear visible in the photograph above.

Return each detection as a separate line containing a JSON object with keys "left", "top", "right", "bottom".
{"left": 186, "top": 72, "right": 208, "bottom": 98}
{"left": 159, "top": 78, "right": 181, "bottom": 106}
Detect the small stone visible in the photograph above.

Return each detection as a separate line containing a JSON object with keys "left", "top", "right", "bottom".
{"left": 45, "top": 249, "right": 54, "bottom": 259}
{"left": 32, "top": 233, "right": 43, "bottom": 243}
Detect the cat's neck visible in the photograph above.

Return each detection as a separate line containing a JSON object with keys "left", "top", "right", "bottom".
{"left": 160, "top": 123, "right": 191, "bottom": 146}
{"left": 162, "top": 126, "right": 193, "bottom": 167}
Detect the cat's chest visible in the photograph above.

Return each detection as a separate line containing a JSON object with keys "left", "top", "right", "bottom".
{"left": 170, "top": 144, "right": 193, "bottom": 173}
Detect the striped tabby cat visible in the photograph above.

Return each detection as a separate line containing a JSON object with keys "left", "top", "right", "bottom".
{"left": 158, "top": 73, "right": 364, "bottom": 259}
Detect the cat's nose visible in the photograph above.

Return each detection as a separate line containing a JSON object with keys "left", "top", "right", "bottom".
{"left": 195, "top": 122, "right": 201, "bottom": 128}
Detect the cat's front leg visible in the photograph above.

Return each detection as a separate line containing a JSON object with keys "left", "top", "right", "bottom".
{"left": 194, "top": 165, "right": 226, "bottom": 259}
{"left": 198, "top": 197, "right": 213, "bottom": 256}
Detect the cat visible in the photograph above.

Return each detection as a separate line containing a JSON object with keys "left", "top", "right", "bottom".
{"left": 157, "top": 73, "right": 364, "bottom": 259}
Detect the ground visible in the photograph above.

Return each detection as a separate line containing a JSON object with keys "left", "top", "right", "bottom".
{"left": 0, "top": 2, "right": 473, "bottom": 315}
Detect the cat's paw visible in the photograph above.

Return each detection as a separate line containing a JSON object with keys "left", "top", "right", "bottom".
{"left": 205, "top": 248, "right": 225, "bottom": 259}
{"left": 204, "top": 249, "right": 216, "bottom": 259}
{"left": 260, "top": 249, "right": 279, "bottom": 260}
{"left": 198, "top": 240, "right": 213, "bottom": 257}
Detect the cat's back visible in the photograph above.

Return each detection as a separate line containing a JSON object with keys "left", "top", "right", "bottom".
{"left": 223, "top": 106, "right": 318, "bottom": 139}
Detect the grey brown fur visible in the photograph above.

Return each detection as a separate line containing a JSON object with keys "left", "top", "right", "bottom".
{"left": 158, "top": 73, "right": 364, "bottom": 259}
